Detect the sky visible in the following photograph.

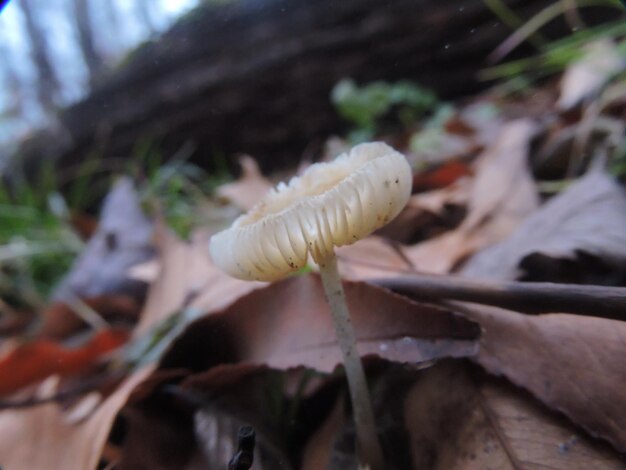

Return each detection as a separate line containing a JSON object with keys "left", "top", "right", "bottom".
{"left": 0, "top": 0, "right": 199, "bottom": 150}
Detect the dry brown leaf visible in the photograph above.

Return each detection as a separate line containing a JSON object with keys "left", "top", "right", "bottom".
{"left": 462, "top": 169, "right": 626, "bottom": 282}
{"left": 455, "top": 304, "right": 626, "bottom": 452}
{"left": 405, "top": 361, "right": 622, "bottom": 469}
{"left": 410, "top": 129, "right": 476, "bottom": 165}
{"left": 412, "top": 161, "right": 473, "bottom": 192}
{"left": 135, "top": 226, "right": 263, "bottom": 335}
{"left": 158, "top": 274, "right": 479, "bottom": 374}
{"left": 405, "top": 119, "right": 539, "bottom": 274}
{"left": 0, "top": 367, "right": 152, "bottom": 470}
{"left": 460, "top": 119, "right": 538, "bottom": 234}
{"left": 456, "top": 101, "right": 503, "bottom": 148}
{"left": 376, "top": 178, "right": 471, "bottom": 244}
{"left": 408, "top": 178, "right": 471, "bottom": 215}
{"left": 403, "top": 230, "right": 483, "bottom": 275}
{"left": 0, "top": 328, "right": 129, "bottom": 396}
{"left": 336, "top": 236, "right": 414, "bottom": 280}
{"left": 216, "top": 155, "right": 272, "bottom": 211}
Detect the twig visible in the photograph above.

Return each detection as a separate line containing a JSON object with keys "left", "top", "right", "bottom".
{"left": 371, "top": 274, "right": 626, "bottom": 321}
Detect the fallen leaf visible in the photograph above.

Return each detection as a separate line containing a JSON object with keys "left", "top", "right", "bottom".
{"left": 186, "top": 252, "right": 265, "bottom": 322}
{"left": 403, "top": 230, "right": 483, "bottom": 275}
{"left": 405, "top": 361, "right": 622, "bottom": 469}
{"left": 0, "top": 367, "right": 152, "bottom": 470}
{"left": 454, "top": 304, "right": 626, "bottom": 452}
{"left": 454, "top": 101, "right": 503, "bottom": 148}
{"left": 406, "top": 179, "right": 471, "bottom": 216}
{"left": 69, "top": 211, "right": 98, "bottom": 241}
{"left": 0, "top": 329, "right": 129, "bottom": 396}
{"left": 216, "top": 155, "right": 272, "bottom": 211}
{"left": 376, "top": 179, "right": 470, "bottom": 244}
{"left": 53, "top": 177, "right": 154, "bottom": 302}
{"left": 557, "top": 39, "right": 624, "bottom": 110}
{"left": 412, "top": 160, "right": 473, "bottom": 193}
{"left": 158, "top": 274, "right": 479, "bottom": 374}
{"left": 458, "top": 119, "right": 538, "bottom": 235}
{"left": 337, "top": 236, "right": 414, "bottom": 280}
{"left": 133, "top": 227, "right": 211, "bottom": 334}
{"left": 410, "top": 128, "right": 475, "bottom": 165}
{"left": 462, "top": 169, "right": 626, "bottom": 282}
{"left": 0, "top": 305, "right": 33, "bottom": 337}
{"left": 135, "top": 227, "right": 263, "bottom": 335}
{"left": 64, "top": 391, "right": 103, "bottom": 424}
{"left": 406, "top": 119, "right": 539, "bottom": 274}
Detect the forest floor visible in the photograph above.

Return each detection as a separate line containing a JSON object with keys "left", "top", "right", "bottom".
{"left": 0, "top": 13, "right": 625, "bottom": 470}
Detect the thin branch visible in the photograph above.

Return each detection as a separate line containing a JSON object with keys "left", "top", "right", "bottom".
{"left": 371, "top": 274, "right": 626, "bottom": 321}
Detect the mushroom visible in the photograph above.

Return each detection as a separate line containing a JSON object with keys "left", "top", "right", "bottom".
{"left": 209, "top": 142, "right": 412, "bottom": 469}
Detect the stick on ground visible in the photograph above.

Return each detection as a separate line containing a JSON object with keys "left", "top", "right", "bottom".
{"left": 372, "top": 275, "right": 626, "bottom": 321}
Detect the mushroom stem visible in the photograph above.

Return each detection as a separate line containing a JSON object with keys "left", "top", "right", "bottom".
{"left": 318, "top": 252, "right": 385, "bottom": 470}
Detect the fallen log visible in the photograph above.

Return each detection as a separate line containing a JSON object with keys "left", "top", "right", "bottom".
{"left": 14, "top": 0, "right": 612, "bottom": 173}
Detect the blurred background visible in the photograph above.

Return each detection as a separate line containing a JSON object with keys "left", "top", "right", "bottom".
{"left": 0, "top": 0, "right": 624, "bottom": 309}
{"left": 0, "top": 0, "right": 623, "bottom": 305}
{"left": 2, "top": 0, "right": 620, "bottom": 175}
{"left": 0, "top": 0, "right": 197, "bottom": 158}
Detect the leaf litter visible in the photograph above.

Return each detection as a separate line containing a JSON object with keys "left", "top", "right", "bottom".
{"left": 461, "top": 167, "right": 626, "bottom": 283}
{"left": 450, "top": 303, "right": 626, "bottom": 452}
{"left": 405, "top": 119, "right": 540, "bottom": 274}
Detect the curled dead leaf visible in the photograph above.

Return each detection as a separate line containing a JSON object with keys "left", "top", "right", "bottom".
{"left": 158, "top": 274, "right": 479, "bottom": 374}
{"left": 405, "top": 361, "right": 622, "bottom": 469}
{"left": 0, "top": 367, "right": 152, "bottom": 470}
{"left": 0, "top": 329, "right": 129, "bottom": 397}
{"left": 134, "top": 227, "right": 263, "bottom": 336}
{"left": 455, "top": 303, "right": 626, "bottom": 453}
{"left": 406, "top": 119, "right": 539, "bottom": 274}
{"left": 462, "top": 169, "right": 626, "bottom": 282}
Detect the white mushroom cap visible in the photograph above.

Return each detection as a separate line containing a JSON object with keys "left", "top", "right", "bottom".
{"left": 209, "top": 142, "right": 412, "bottom": 281}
